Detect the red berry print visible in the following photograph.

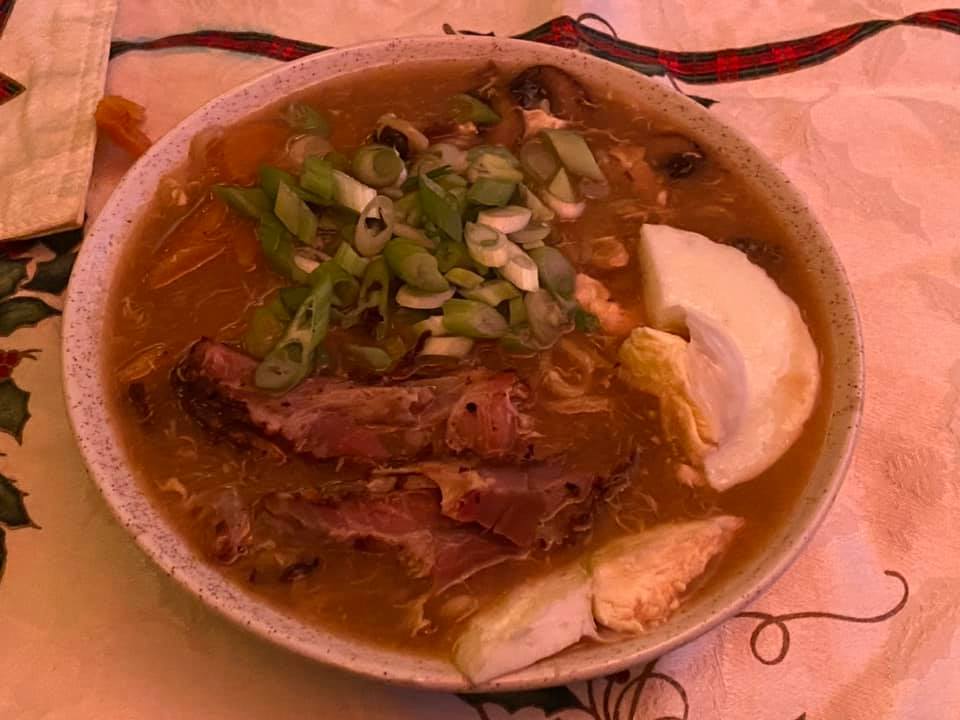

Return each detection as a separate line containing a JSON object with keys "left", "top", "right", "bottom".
{"left": 0, "top": 348, "right": 39, "bottom": 380}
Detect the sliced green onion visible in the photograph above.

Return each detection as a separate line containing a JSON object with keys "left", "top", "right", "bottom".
{"left": 275, "top": 182, "right": 318, "bottom": 245}
{"left": 397, "top": 284, "right": 455, "bottom": 309}
{"left": 519, "top": 184, "right": 556, "bottom": 223}
{"left": 259, "top": 166, "right": 322, "bottom": 204}
{"left": 260, "top": 166, "right": 296, "bottom": 201}
{"left": 468, "top": 145, "right": 520, "bottom": 164}
{"left": 354, "top": 195, "right": 395, "bottom": 257}
{"left": 508, "top": 296, "right": 527, "bottom": 326}
{"left": 345, "top": 344, "right": 393, "bottom": 372}
{"left": 548, "top": 168, "right": 577, "bottom": 203}
{"left": 394, "top": 222, "right": 432, "bottom": 246}
{"left": 510, "top": 223, "right": 552, "bottom": 246}
{"left": 279, "top": 286, "right": 311, "bottom": 315}
{"left": 255, "top": 275, "right": 332, "bottom": 391}
{"left": 529, "top": 246, "right": 576, "bottom": 298}
{"left": 325, "top": 151, "right": 351, "bottom": 173}
{"left": 418, "top": 174, "right": 463, "bottom": 243}
{"left": 257, "top": 219, "right": 307, "bottom": 283}
{"left": 448, "top": 186, "right": 468, "bottom": 214}
{"left": 442, "top": 298, "right": 509, "bottom": 338}
{"left": 435, "top": 239, "right": 471, "bottom": 273}
{"left": 284, "top": 102, "right": 330, "bottom": 134}
{"left": 541, "top": 189, "right": 586, "bottom": 221}
{"left": 461, "top": 279, "right": 520, "bottom": 306}
{"left": 429, "top": 143, "right": 469, "bottom": 173}
{"left": 421, "top": 336, "right": 475, "bottom": 358}
{"left": 542, "top": 129, "right": 605, "bottom": 181}
{"left": 445, "top": 267, "right": 485, "bottom": 289}
{"left": 467, "top": 150, "right": 524, "bottom": 184}
{"left": 300, "top": 156, "right": 337, "bottom": 203}
{"left": 477, "top": 206, "right": 532, "bottom": 235}
{"left": 519, "top": 137, "right": 561, "bottom": 184}
{"left": 383, "top": 238, "right": 449, "bottom": 292}
{"left": 413, "top": 314, "right": 448, "bottom": 337}
{"left": 213, "top": 185, "right": 273, "bottom": 223}
{"left": 467, "top": 178, "right": 516, "bottom": 207}
{"left": 357, "top": 256, "right": 391, "bottom": 337}
{"left": 333, "top": 241, "right": 370, "bottom": 277}
{"left": 332, "top": 169, "right": 377, "bottom": 213}
{"left": 524, "top": 288, "right": 572, "bottom": 347}
{"left": 393, "top": 191, "right": 422, "bottom": 225}
{"left": 437, "top": 173, "right": 468, "bottom": 191}
{"left": 309, "top": 260, "right": 359, "bottom": 307}
{"left": 244, "top": 305, "right": 287, "bottom": 359}
{"left": 465, "top": 222, "right": 510, "bottom": 268}
{"left": 401, "top": 164, "right": 451, "bottom": 192}
{"left": 448, "top": 93, "right": 501, "bottom": 125}
{"left": 352, "top": 144, "right": 405, "bottom": 188}
{"left": 501, "top": 248, "right": 540, "bottom": 292}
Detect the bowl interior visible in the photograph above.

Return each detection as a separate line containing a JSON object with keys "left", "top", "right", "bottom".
{"left": 63, "top": 35, "right": 863, "bottom": 692}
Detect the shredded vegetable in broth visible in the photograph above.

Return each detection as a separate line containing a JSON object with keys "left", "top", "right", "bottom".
{"left": 105, "top": 61, "right": 831, "bottom": 668}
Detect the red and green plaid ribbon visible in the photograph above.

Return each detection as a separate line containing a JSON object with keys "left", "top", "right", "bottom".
{"left": 3, "top": 9, "right": 960, "bottom": 107}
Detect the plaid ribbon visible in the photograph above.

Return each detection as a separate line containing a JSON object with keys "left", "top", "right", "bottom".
{"left": 105, "top": 10, "right": 960, "bottom": 84}
{"left": 505, "top": 10, "right": 960, "bottom": 83}
{"left": 3, "top": 9, "right": 960, "bottom": 108}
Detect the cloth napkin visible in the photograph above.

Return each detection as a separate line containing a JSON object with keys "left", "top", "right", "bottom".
{"left": 2, "top": 2, "right": 960, "bottom": 719}
{"left": 0, "top": 0, "right": 117, "bottom": 241}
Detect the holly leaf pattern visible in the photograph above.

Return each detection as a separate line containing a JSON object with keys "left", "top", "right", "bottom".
{"left": 458, "top": 686, "right": 586, "bottom": 716}
{"left": 0, "top": 297, "right": 60, "bottom": 336}
{"left": 39, "top": 226, "right": 83, "bottom": 256}
{"left": 0, "top": 259, "right": 27, "bottom": 299}
{"left": 0, "top": 473, "right": 34, "bottom": 528}
{"left": 0, "top": 527, "right": 6, "bottom": 582}
{"left": 0, "top": 379, "right": 30, "bottom": 442}
{"left": 24, "top": 251, "right": 77, "bottom": 295}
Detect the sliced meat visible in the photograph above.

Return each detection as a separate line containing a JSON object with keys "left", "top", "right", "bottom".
{"left": 446, "top": 373, "right": 527, "bottom": 458}
{"left": 373, "top": 456, "right": 634, "bottom": 549}
{"left": 261, "top": 490, "right": 520, "bottom": 593}
{"left": 174, "top": 339, "right": 528, "bottom": 463}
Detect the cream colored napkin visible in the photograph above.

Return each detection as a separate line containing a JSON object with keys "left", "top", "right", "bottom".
{"left": 0, "top": 0, "right": 117, "bottom": 241}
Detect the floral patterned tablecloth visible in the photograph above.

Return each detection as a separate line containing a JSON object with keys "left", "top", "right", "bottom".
{"left": 1, "top": 2, "right": 959, "bottom": 718}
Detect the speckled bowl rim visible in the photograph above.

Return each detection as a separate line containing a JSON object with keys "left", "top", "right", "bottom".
{"left": 63, "top": 36, "right": 863, "bottom": 692}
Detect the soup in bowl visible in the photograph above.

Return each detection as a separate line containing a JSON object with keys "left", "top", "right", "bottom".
{"left": 63, "top": 36, "right": 862, "bottom": 691}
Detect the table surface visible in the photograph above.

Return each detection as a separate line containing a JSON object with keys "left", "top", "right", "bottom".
{"left": 2, "top": 2, "right": 959, "bottom": 719}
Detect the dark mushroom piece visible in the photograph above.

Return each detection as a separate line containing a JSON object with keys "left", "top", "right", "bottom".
{"left": 375, "top": 125, "right": 411, "bottom": 160}
{"left": 509, "top": 65, "right": 591, "bottom": 117}
{"left": 644, "top": 133, "right": 706, "bottom": 179}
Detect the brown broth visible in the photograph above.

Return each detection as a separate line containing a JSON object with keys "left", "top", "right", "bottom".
{"left": 104, "top": 61, "right": 832, "bottom": 657}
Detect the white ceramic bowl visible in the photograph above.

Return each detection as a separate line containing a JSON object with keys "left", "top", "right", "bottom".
{"left": 63, "top": 36, "right": 863, "bottom": 692}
